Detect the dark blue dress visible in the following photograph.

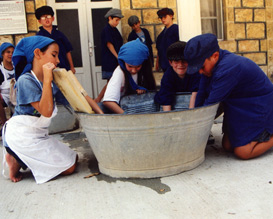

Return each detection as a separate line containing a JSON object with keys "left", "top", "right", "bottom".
{"left": 36, "top": 26, "right": 73, "bottom": 71}
{"left": 156, "top": 24, "right": 179, "bottom": 72}
{"left": 101, "top": 23, "right": 123, "bottom": 73}
{"left": 154, "top": 67, "right": 200, "bottom": 105}
{"left": 195, "top": 49, "right": 273, "bottom": 147}
{"left": 128, "top": 28, "right": 154, "bottom": 66}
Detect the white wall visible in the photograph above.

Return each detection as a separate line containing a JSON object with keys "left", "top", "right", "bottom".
{"left": 177, "top": 0, "right": 202, "bottom": 42}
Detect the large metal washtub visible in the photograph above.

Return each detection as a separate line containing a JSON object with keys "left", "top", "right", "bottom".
{"left": 77, "top": 93, "right": 219, "bottom": 178}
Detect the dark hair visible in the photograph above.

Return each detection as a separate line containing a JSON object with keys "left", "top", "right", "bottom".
{"left": 157, "top": 8, "right": 174, "bottom": 18}
{"left": 121, "top": 58, "right": 156, "bottom": 95}
{"left": 107, "top": 16, "right": 121, "bottom": 22}
{"left": 15, "top": 56, "right": 27, "bottom": 80}
{"left": 40, "top": 41, "right": 57, "bottom": 53}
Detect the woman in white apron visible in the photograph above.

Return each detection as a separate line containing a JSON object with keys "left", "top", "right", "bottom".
{"left": 0, "top": 42, "right": 15, "bottom": 125}
{"left": 2, "top": 36, "right": 77, "bottom": 184}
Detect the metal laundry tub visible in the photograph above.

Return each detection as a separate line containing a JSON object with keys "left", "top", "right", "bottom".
{"left": 77, "top": 93, "right": 219, "bottom": 178}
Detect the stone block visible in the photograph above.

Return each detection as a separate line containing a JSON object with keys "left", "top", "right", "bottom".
{"left": 158, "top": 0, "right": 167, "bottom": 8}
{"left": 235, "top": 9, "right": 253, "bottom": 22}
{"left": 132, "top": 0, "right": 157, "bottom": 9}
{"left": 260, "top": 39, "right": 267, "bottom": 51}
{"left": 15, "top": 33, "right": 36, "bottom": 45}
{"left": 235, "top": 23, "right": 245, "bottom": 39}
{"left": 242, "top": 0, "right": 264, "bottom": 8}
{"left": 35, "top": 0, "right": 46, "bottom": 9}
{"left": 247, "top": 23, "right": 265, "bottom": 39}
{"left": 143, "top": 9, "right": 161, "bottom": 24}
{"left": 226, "top": 22, "right": 235, "bottom": 40}
{"left": 238, "top": 40, "right": 259, "bottom": 52}
{"left": 120, "top": 0, "right": 130, "bottom": 9}
{"left": 122, "top": 25, "right": 131, "bottom": 42}
{"left": 27, "top": 14, "right": 38, "bottom": 32}
{"left": 266, "top": 8, "right": 273, "bottom": 20}
{"left": 268, "top": 39, "right": 273, "bottom": 50}
{"left": 219, "top": 40, "right": 237, "bottom": 53}
{"left": 267, "top": 22, "right": 273, "bottom": 38}
{"left": 121, "top": 9, "right": 141, "bottom": 27}
{"left": 254, "top": 9, "right": 266, "bottom": 22}
{"left": 266, "top": 0, "right": 273, "bottom": 7}
{"left": 223, "top": 0, "right": 241, "bottom": 7}
{"left": 25, "top": 1, "right": 35, "bottom": 13}
{"left": 243, "top": 52, "right": 266, "bottom": 65}
{"left": 155, "top": 25, "right": 165, "bottom": 39}
{"left": 226, "top": 8, "right": 234, "bottom": 22}
{"left": 144, "top": 25, "right": 155, "bottom": 42}
{"left": 0, "top": 36, "right": 13, "bottom": 45}
{"left": 167, "top": 0, "right": 177, "bottom": 8}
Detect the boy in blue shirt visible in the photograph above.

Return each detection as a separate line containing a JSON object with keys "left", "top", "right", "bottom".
{"left": 154, "top": 41, "right": 200, "bottom": 111}
{"left": 96, "top": 8, "right": 124, "bottom": 102}
{"left": 35, "top": 6, "right": 75, "bottom": 74}
{"left": 155, "top": 8, "right": 179, "bottom": 72}
{"left": 127, "top": 15, "right": 154, "bottom": 66}
{"left": 184, "top": 33, "right": 273, "bottom": 160}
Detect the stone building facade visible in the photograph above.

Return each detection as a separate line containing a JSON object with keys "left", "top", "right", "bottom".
{"left": 1, "top": 0, "right": 273, "bottom": 82}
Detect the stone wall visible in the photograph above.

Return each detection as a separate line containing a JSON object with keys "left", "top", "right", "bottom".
{"left": 0, "top": 0, "right": 46, "bottom": 46}
{"left": 2, "top": 0, "right": 273, "bottom": 82}
{"left": 221, "top": 0, "right": 273, "bottom": 80}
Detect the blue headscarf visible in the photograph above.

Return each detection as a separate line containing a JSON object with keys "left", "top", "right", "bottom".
{"left": 118, "top": 38, "right": 149, "bottom": 91}
{"left": 12, "top": 36, "right": 55, "bottom": 79}
{"left": 0, "top": 42, "right": 14, "bottom": 59}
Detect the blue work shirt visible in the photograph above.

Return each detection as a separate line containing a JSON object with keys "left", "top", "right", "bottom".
{"left": 128, "top": 28, "right": 154, "bottom": 66}
{"left": 156, "top": 24, "right": 179, "bottom": 72}
{"left": 195, "top": 49, "right": 273, "bottom": 147}
{"left": 14, "top": 73, "right": 69, "bottom": 117}
{"left": 155, "top": 67, "right": 200, "bottom": 105}
{"left": 36, "top": 26, "right": 73, "bottom": 71}
{"left": 101, "top": 23, "right": 123, "bottom": 72}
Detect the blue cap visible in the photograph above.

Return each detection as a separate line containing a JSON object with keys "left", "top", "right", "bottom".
{"left": 0, "top": 42, "right": 14, "bottom": 59}
{"left": 184, "top": 33, "right": 219, "bottom": 74}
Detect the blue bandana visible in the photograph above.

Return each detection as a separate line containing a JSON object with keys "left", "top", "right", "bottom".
{"left": 12, "top": 36, "right": 55, "bottom": 79}
{"left": 0, "top": 42, "right": 14, "bottom": 59}
{"left": 118, "top": 38, "right": 149, "bottom": 91}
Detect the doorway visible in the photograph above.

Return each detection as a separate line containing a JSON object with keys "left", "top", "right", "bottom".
{"left": 47, "top": 0, "right": 121, "bottom": 98}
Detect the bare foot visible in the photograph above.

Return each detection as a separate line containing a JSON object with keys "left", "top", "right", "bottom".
{"left": 5, "top": 153, "right": 22, "bottom": 182}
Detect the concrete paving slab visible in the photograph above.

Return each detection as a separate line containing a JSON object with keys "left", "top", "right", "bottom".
{"left": 1, "top": 123, "right": 273, "bottom": 219}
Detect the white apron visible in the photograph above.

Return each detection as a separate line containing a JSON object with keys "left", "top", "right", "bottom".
{"left": 2, "top": 71, "right": 76, "bottom": 184}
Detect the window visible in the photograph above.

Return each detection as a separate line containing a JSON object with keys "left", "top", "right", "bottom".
{"left": 200, "top": 0, "right": 223, "bottom": 39}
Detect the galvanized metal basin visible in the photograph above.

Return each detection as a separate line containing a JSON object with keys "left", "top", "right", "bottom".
{"left": 77, "top": 93, "right": 219, "bottom": 178}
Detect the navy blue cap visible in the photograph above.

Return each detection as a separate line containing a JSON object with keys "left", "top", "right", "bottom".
{"left": 35, "top": 6, "right": 54, "bottom": 20}
{"left": 184, "top": 33, "right": 219, "bottom": 74}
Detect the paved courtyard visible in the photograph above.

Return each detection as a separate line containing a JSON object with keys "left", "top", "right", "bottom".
{"left": 1, "top": 122, "right": 273, "bottom": 219}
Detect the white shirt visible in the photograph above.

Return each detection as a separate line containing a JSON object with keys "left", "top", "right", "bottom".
{"left": 0, "top": 62, "right": 14, "bottom": 105}
{"left": 103, "top": 66, "right": 138, "bottom": 103}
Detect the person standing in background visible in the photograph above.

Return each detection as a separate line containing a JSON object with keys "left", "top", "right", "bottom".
{"left": 155, "top": 8, "right": 179, "bottom": 72}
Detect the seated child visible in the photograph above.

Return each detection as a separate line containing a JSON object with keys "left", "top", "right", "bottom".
{"left": 127, "top": 15, "right": 154, "bottom": 66}
{"left": 2, "top": 36, "right": 101, "bottom": 184}
{"left": 0, "top": 43, "right": 15, "bottom": 124}
{"left": 154, "top": 41, "right": 200, "bottom": 111}
{"left": 103, "top": 39, "right": 156, "bottom": 114}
